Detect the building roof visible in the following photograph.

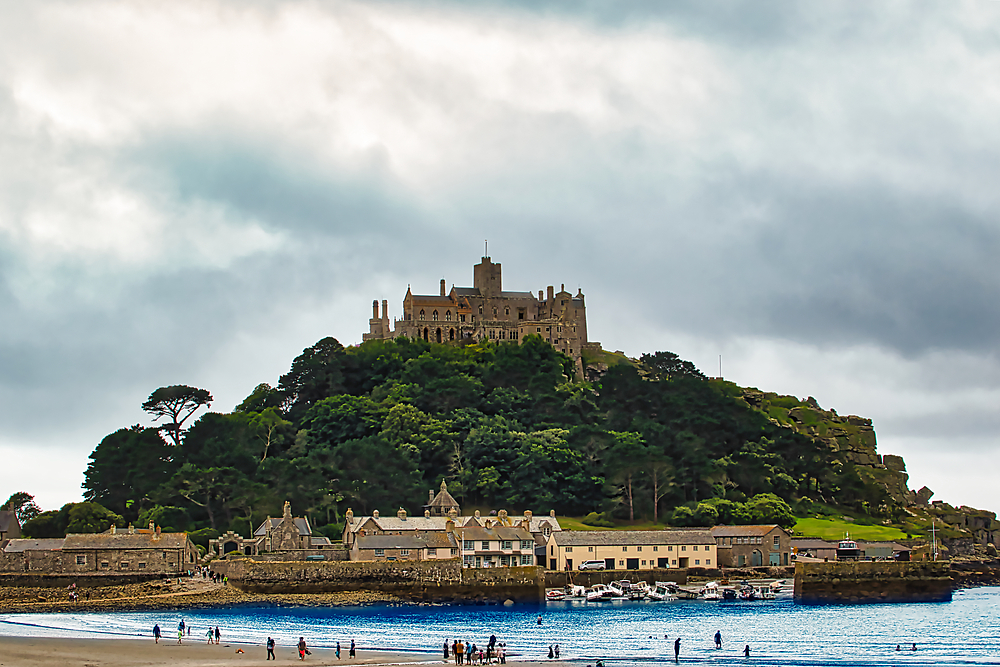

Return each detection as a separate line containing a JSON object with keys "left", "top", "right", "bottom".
{"left": 410, "top": 295, "right": 456, "bottom": 305}
{"left": 711, "top": 525, "right": 788, "bottom": 537}
{"left": 3, "top": 538, "right": 65, "bottom": 552}
{"left": 0, "top": 511, "right": 20, "bottom": 534}
{"left": 62, "top": 532, "right": 191, "bottom": 550}
{"left": 423, "top": 532, "right": 460, "bottom": 549}
{"left": 355, "top": 534, "right": 430, "bottom": 550}
{"left": 254, "top": 517, "right": 312, "bottom": 537}
{"left": 428, "top": 481, "right": 460, "bottom": 509}
{"left": 859, "top": 541, "right": 911, "bottom": 552}
{"left": 310, "top": 536, "right": 332, "bottom": 546}
{"left": 456, "top": 525, "right": 532, "bottom": 541}
{"left": 552, "top": 529, "right": 714, "bottom": 547}
{"left": 790, "top": 538, "right": 836, "bottom": 550}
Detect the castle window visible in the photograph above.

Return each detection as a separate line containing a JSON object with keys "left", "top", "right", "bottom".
{"left": 536, "top": 327, "right": 541, "bottom": 332}
{"left": 505, "top": 307, "right": 510, "bottom": 316}
{"left": 428, "top": 548, "right": 437, "bottom": 555}
{"left": 460, "top": 314, "right": 466, "bottom": 323}
{"left": 419, "top": 309, "right": 425, "bottom": 320}
{"left": 493, "top": 307, "right": 497, "bottom": 317}
{"left": 557, "top": 327, "right": 561, "bottom": 332}
{"left": 400, "top": 549, "right": 410, "bottom": 556}
{"left": 445, "top": 311, "right": 452, "bottom": 321}
{"left": 138, "top": 562, "right": 146, "bottom": 569}
{"left": 479, "top": 306, "right": 483, "bottom": 314}
{"left": 432, "top": 310, "right": 438, "bottom": 321}
{"left": 375, "top": 548, "right": 384, "bottom": 557}
{"left": 76, "top": 555, "right": 86, "bottom": 565}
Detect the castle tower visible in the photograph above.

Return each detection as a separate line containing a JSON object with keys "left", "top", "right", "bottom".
{"left": 474, "top": 256, "right": 502, "bottom": 298}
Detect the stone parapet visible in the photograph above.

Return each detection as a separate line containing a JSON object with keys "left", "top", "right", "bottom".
{"left": 224, "top": 558, "right": 544, "bottom": 603}
{"left": 794, "top": 561, "right": 951, "bottom": 604}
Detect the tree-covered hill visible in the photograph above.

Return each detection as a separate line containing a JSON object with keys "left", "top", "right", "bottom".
{"left": 40, "top": 336, "right": 911, "bottom": 544}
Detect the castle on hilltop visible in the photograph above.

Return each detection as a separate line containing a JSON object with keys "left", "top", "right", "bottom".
{"left": 363, "top": 256, "right": 599, "bottom": 374}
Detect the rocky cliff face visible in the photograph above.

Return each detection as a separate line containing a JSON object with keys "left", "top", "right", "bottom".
{"left": 741, "top": 390, "right": 918, "bottom": 505}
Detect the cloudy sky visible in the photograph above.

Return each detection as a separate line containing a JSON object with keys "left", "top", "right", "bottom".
{"left": 2, "top": 0, "right": 998, "bottom": 515}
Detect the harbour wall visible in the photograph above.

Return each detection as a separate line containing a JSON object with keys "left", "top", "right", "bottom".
{"left": 224, "top": 558, "right": 545, "bottom": 604}
{"left": 794, "top": 561, "right": 952, "bottom": 604}
{"left": 545, "top": 569, "right": 687, "bottom": 588}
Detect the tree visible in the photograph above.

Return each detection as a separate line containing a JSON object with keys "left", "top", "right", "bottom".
{"left": 607, "top": 432, "right": 646, "bottom": 522}
{"left": 142, "top": 386, "right": 214, "bottom": 446}
{"left": 744, "top": 493, "right": 796, "bottom": 529}
{"left": 2, "top": 492, "right": 41, "bottom": 524}
{"left": 83, "top": 426, "right": 177, "bottom": 519}
{"left": 639, "top": 351, "right": 706, "bottom": 381}
{"left": 21, "top": 502, "right": 124, "bottom": 538}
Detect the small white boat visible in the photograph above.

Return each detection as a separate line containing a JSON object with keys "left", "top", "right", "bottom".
{"left": 701, "top": 581, "right": 722, "bottom": 601}
{"left": 586, "top": 584, "right": 617, "bottom": 602}
{"left": 546, "top": 590, "right": 566, "bottom": 601}
{"left": 646, "top": 583, "right": 677, "bottom": 601}
{"left": 565, "top": 584, "right": 587, "bottom": 598}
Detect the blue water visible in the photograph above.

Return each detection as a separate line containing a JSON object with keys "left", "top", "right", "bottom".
{"left": 2, "top": 588, "right": 999, "bottom": 666}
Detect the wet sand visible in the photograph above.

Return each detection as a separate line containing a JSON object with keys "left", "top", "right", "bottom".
{"left": 0, "top": 636, "right": 449, "bottom": 666}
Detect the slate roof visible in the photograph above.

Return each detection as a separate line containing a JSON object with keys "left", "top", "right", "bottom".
{"left": 62, "top": 532, "right": 190, "bottom": 550}
{"left": 0, "top": 511, "right": 20, "bottom": 534}
{"left": 711, "top": 525, "right": 788, "bottom": 538}
{"left": 423, "top": 532, "right": 460, "bottom": 549}
{"left": 552, "top": 530, "right": 714, "bottom": 547}
{"left": 428, "top": 485, "right": 459, "bottom": 509}
{"left": 3, "top": 538, "right": 65, "bottom": 552}
{"left": 456, "top": 525, "right": 532, "bottom": 541}
{"left": 369, "top": 516, "right": 451, "bottom": 532}
{"left": 310, "top": 536, "right": 332, "bottom": 546}
{"left": 254, "top": 517, "right": 311, "bottom": 537}
{"left": 790, "top": 538, "right": 836, "bottom": 550}
{"left": 410, "top": 295, "right": 456, "bottom": 305}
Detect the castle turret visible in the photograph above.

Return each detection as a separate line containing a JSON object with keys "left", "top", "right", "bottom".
{"left": 474, "top": 256, "right": 502, "bottom": 298}
{"left": 440, "top": 279, "right": 446, "bottom": 296}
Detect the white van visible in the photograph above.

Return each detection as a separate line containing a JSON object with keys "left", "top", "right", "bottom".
{"left": 578, "top": 560, "right": 606, "bottom": 570}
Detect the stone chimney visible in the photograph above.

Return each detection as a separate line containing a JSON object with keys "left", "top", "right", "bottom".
{"left": 448, "top": 507, "right": 458, "bottom": 519}
{"left": 110, "top": 524, "right": 116, "bottom": 534}
{"left": 550, "top": 509, "right": 556, "bottom": 518}
{"left": 474, "top": 510, "right": 481, "bottom": 519}
{"left": 445, "top": 518, "right": 455, "bottom": 533}
{"left": 429, "top": 489, "right": 435, "bottom": 504}
{"left": 425, "top": 509, "right": 431, "bottom": 518}
{"left": 149, "top": 521, "right": 155, "bottom": 532}
{"left": 128, "top": 523, "right": 134, "bottom": 534}
{"left": 547, "top": 285, "right": 554, "bottom": 301}
{"left": 381, "top": 300, "right": 388, "bottom": 322}
{"left": 397, "top": 507, "right": 407, "bottom": 520}
{"left": 373, "top": 509, "right": 380, "bottom": 519}
{"left": 283, "top": 500, "right": 292, "bottom": 520}
{"left": 440, "top": 279, "right": 446, "bottom": 296}
{"left": 346, "top": 508, "right": 354, "bottom": 525}
{"left": 524, "top": 510, "right": 533, "bottom": 520}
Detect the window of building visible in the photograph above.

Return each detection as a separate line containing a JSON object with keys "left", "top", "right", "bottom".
{"left": 100, "top": 561, "right": 109, "bottom": 569}
{"left": 565, "top": 546, "right": 573, "bottom": 553}
{"left": 505, "top": 307, "right": 510, "bottom": 316}
{"left": 464, "top": 555, "right": 474, "bottom": 566}
{"left": 502, "top": 541, "right": 512, "bottom": 550}
{"left": 520, "top": 555, "right": 533, "bottom": 566}
{"left": 692, "top": 546, "right": 698, "bottom": 551}
{"left": 162, "top": 551, "right": 167, "bottom": 559}
{"left": 668, "top": 546, "right": 673, "bottom": 551}
{"left": 374, "top": 549, "right": 385, "bottom": 557}
{"left": 588, "top": 546, "right": 594, "bottom": 552}
{"left": 471, "top": 315, "right": 475, "bottom": 322}
{"left": 542, "top": 527, "right": 551, "bottom": 537}
{"left": 464, "top": 540, "right": 474, "bottom": 550}
{"left": 518, "top": 309, "right": 525, "bottom": 320}
{"left": 546, "top": 326, "right": 550, "bottom": 331}
{"left": 706, "top": 559, "right": 712, "bottom": 565}
{"left": 428, "top": 548, "right": 437, "bottom": 555}
{"left": 774, "top": 535, "right": 780, "bottom": 546}
{"left": 522, "top": 541, "right": 533, "bottom": 550}
{"left": 618, "top": 560, "right": 624, "bottom": 566}
{"left": 672, "top": 559, "right": 677, "bottom": 565}
{"left": 653, "top": 546, "right": 658, "bottom": 552}
{"left": 536, "top": 327, "right": 541, "bottom": 332}
{"left": 641, "top": 560, "right": 646, "bottom": 566}
{"left": 446, "top": 311, "right": 452, "bottom": 321}
{"left": 637, "top": 546, "right": 642, "bottom": 552}
{"left": 451, "top": 548, "right": 459, "bottom": 556}
{"left": 400, "top": 549, "right": 410, "bottom": 556}
{"left": 557, "top": 327, "right": 561, "bottom": 332}
{"left": 681, "top": 546, "right": 687, "bottom": 551}
{"left": 138, "top": 562, "right": 146, "bottom": 569}
{"left": 481, "top": 541, "right": 490, "bottom": 550}
{"left": 479, "top": 306, "right": 483, "bottom": 314}
{"left": 419, "top": 309, "right": 425, "bottom": 320}
{"left": 550, "top": 546, "right": 554, "bottom": 555}
{"left": 432, "top": 310, "right": 439, "bottom": 321}
{"left": 493, "top": 307, "right": 497, "bottom": 317}
{"left": 75, "top": 555, "right": 86, "bottom": 565}
{"left": 695, "top": 559, "right": 700, "bottom": 565}
{"left": 460, "top": 314, "right": 466, "bottom": 322}
{"left": 120, "top": 562, "right": 129, "bottom": 569}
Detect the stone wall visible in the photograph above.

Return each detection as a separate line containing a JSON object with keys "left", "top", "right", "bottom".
{"left": 0, "top": 550, "right": 62, "bottom": 573}
{"left": 0, "top": 573, "right": 162, "bottom": 588}
{"left": 225, "top": 558, "right": 544, "bottom": 603}
{"left": 794, "top": 561, "right": 951, "bottom": 604}
{"left": 223, "top": 549, "right": 349, "bottom": 562}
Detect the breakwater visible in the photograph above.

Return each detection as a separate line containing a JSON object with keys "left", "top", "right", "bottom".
{"left": 225, "top": 559, "right": 545, "bottom": 604}
{"left": 794, "top": 560, "right": 952, "bottom": 603}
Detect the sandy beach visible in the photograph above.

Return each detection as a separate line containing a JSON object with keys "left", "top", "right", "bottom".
{"left": 0, "top": 636, "right": 461, "bottom": 667}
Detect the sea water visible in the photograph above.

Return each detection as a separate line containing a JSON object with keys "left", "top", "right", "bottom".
{"left": 2, "top": 587, "right": 999, "bottom": 666}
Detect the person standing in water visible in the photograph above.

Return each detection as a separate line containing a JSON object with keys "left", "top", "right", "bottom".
{"left": 714, "top": 631, "right": 722, "bottom": 649}
{"left": 674, "top": 637, "right": 680, "bottom": 662}
{"left": 743, "top": 645, "right": 750, "bottom": 657}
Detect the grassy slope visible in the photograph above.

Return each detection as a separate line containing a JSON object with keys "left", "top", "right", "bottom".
{"left": 794, "top": 517, "right": 908, "bottom": 541}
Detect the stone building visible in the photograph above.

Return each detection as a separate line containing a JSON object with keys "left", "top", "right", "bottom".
{"left": 208, "top": 501, "right": 333, "bottom": 558}
{"left": 363, "top": 256, "right": 599, "bottom": 375}
{"left": 454, "top": 519, "right": 535, "bottom": 568}
{"left": 351, "top": 531, "right": 460, "bottom": 562}
{"left": 426, "top": 480, "right": 460, "bottom": 517}
{"left": 0, "top": 511, "right": 21, "bottom": 541}
{"left": 546, "top": 529, "right": 716, "bottom": 571}
{"left": 711, "top": 525, "right": 791, "bottom": 567}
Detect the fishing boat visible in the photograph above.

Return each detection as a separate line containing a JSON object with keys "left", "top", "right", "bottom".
{"left": 586, "top": 584, "right": 618, "bottom": 602}
{"left": 646, "top": 582, "right": 677, "bottom": 601}
{"left": 836, "top": 536, "right": 862, "bottom": 561}
{"left": 546, "top": 590, "right": 566, "bottom": 601}
{"left": 701, "top": 581, "right": 722, "bottom": 601}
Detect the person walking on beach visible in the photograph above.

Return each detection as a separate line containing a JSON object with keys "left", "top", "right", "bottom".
{"left": 215, "top": 626, "right": 221, "bottom": 645}
{"left": 548, "top": 645, "right": 554, "bottom": 659}
{"left": 350, "top": 639, "right": 356, "bottom": 658}
{"left": 445, "top": 639, "right": 451, "bottom": 661}
{"left": 177, "top": 627, "right": 183, "bottom": 644}
{"left": 674, "top": 637, "right": 680, "bottom": 662}
{"left": 743, "top": 645, "right": 750, "bottom": 658}
{"left": 153, "top": 624, "right": 161, "bottom": 644}
{"left": 267, "top": 637, "right": 276, "bottom": 660}
{"left": 452, "top": 640, "right": 458, "bottom": 664}
{"left": 206, "top": 628, "right": 214, "bottom": 644}
{"left": 554, "top": 645, "right": 560, "bottom": 659}
{"left": 337, "top": 641, "right": 341, "bottom": 659}
{"left": 456, "top": 640, "right": 464, "bottom": 665}
{"left": 714, "top": 631, "right": 722, "bottom": 649}
{"left": 298, "top": 637, "right": 308, "bottom": 660}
